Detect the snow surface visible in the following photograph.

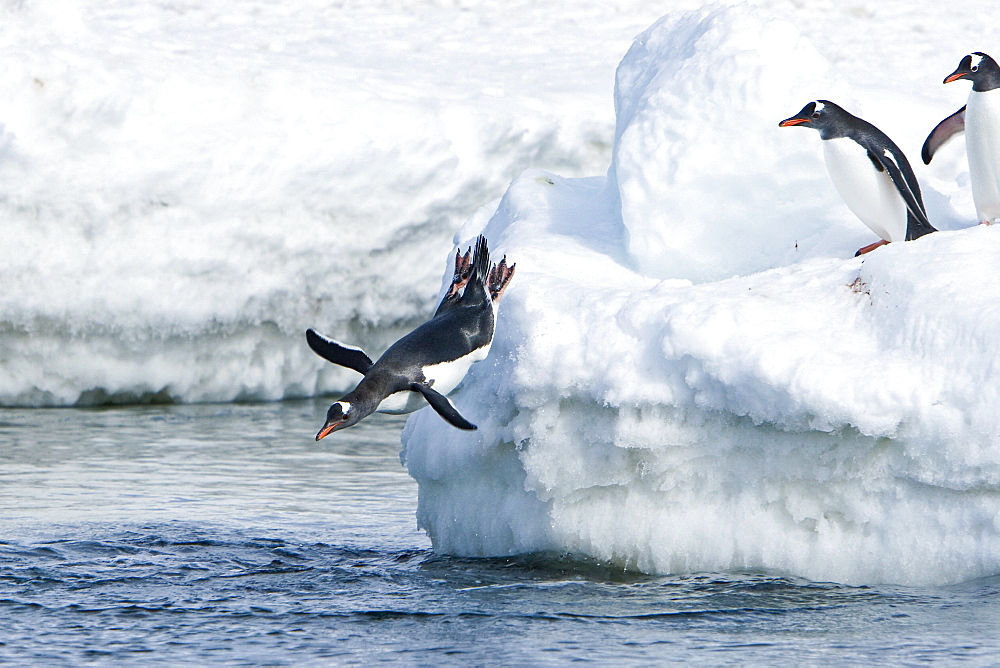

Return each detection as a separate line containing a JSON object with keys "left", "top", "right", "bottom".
{"left": 0, "top": 0, "right": 665, "bottom": 404}
{"left": 400, "top": 3, "right": 1000, "bottom": 587}
{"left": 3, "top": 0, "right": 1000, "bottom": 585}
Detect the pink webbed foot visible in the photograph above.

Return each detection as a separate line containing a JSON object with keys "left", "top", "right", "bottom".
{"left": 488, "top": 256, "right": 516, "bottom": 302}
{"left": 442, "top": 247, "right": 473, "bottom": 301}
{"left": 855, "top": 239, "right": 890, "bottom": 256}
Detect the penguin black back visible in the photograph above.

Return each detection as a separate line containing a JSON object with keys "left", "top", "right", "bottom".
{"left": 309, "top": 235, "right": 513, "bottom": 439}
{"left": 780, "top": 100, "right": 935, "bottom": 244}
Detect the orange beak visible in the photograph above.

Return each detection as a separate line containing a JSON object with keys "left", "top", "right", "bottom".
{"left": 315, "top": 421, "right": 342, "bottom": 441}
{"left": 779, "top": 118, "right": 809, "bottom": 127}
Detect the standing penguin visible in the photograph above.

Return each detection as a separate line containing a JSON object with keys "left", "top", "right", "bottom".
{"left": 922, "top": 52, "right": 1000, "bottom": 225}
{"left": 306, "top": 236, "right": 515, "bottom": 439}
{"left": 780, "top": 100, "right": 936, "bottom": 255}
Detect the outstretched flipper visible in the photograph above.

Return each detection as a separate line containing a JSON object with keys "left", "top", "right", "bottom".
{"left": 306, "top": 328, "right": 374, "bottom": 375}
{"left": 409, "top": 382, "right": 477, "bottom": 430}
{"left": 922, "top": 106, "right": 966, "bottom": 165}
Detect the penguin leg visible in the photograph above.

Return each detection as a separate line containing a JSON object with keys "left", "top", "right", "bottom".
{"left": 488, "top": 257, "right": 516, "bottom": 302}
{"left": 855, "top": 240, "right": 890, "bottom": 256}
{"left": 409, "top": 382, "right": 477, "bottom": 430}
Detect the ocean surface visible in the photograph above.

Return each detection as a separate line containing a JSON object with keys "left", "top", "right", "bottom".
{"left": 1, "top": 401, "right": 999, "bottom": 665}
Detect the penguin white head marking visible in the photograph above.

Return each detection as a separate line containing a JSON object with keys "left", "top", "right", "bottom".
{"left": 316, "top": 401, "right": 353, "bottom": 440}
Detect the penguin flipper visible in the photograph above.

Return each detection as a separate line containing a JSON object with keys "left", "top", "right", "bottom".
{"left": 866, "top": 150, "right": 886, "bottom": 172}
{"left": 409, "top": 382, "right": 477, "bottom": 430}
{"left": 306, "top": 328, "right": 374, "bottom": 375}
{"left": 905, "top": 211, "right": 937, "bottom": 241}
{"left": 921, "top": 106, "right": 966, "bottom": 165}
{"left": 869, "top": 146, "right": 936, "bottom": 234}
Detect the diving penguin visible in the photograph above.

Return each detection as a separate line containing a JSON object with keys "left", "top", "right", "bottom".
{"left": 780, "top": 100, "right": 936, "bottom": 255}
{"left": 922, "top": 52, "right": 1000, "bottom": 224}
{"left": 306, "top": 235, "right": 515, "bottom": 439}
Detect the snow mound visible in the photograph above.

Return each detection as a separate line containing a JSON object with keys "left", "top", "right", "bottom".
{"left": 401, "top": 5, "right": 1000, "bottom": 586}
{"left": 608, "top": 5, "right": 854, "bottom": 282}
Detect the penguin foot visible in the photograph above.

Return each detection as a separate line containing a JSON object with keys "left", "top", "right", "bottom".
{"left": 855, "top": 239, "right": 890, "bottom": 256}
{"left": 443, "top": 246, "right": 474, "bottom": 301}
{"left": 488, "top": 256, "right": 516, "bottom": 302}
{"left": 979, "top": 220, "right": 993, "bottom": 226}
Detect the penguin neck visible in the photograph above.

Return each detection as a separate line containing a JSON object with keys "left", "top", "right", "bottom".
{"left": 818, "top": 116, "right": 866, "bottom": 142}
{"left": 973, "top": 78, "right": 1000, "bottom": 93}
{"left": 972, "top": 61, "right": 1000, "bottom": 92}
{"left": 339, "top": 377, "right": 391, "bottom": 423}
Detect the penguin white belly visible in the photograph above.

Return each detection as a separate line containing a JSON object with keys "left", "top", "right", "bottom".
{"left": 965, "top": 89, "right": 1000, "bottom": 223}
{"left": 375, "top": 342, "right": 492, "bottom": 415}
{"left": 376, "top": 390, "right": 426, "bottom": 414}
{"left": 422, "top": 343, "right": 491, "bottom": 393}
{"left": 823, "top": 137, "right": 907, "bottom": 242}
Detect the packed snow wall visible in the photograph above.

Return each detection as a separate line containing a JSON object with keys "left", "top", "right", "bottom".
{"left": 401, "top": 5, "right": 1000, "bottom": 586}
{"left": 0, "top": 0, "right": 642, "bottom": 405}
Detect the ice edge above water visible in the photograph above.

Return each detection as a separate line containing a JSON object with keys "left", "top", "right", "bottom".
{"left": 401, "top": 6, "right": 1000, "bottom": 586}
{"left": 1, "top": 2, "right": 998, "bottom": 586}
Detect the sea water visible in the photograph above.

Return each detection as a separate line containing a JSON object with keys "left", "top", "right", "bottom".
{"left": 1, "top": 401, "right": 998, "bottom": 664}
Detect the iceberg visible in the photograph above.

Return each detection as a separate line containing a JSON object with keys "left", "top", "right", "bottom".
{"left": 401, "top": 5, "right": 1000, "bottom": 586}
{"left": 2, "top": 0, "right": 998, "bottom": 586}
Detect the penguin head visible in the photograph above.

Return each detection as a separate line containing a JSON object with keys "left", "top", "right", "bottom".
{"left": 316, "top": 400, "right": 356, "bottom": 440}
{"left": 944, "top": 52, "right": 1000, "bottom": 92}
{"left": 779, "top": 100, "right": 853, "bottom": 140}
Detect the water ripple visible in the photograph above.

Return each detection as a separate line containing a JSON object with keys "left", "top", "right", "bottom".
{"left": 1, "top": 405, "right": 998, "bottom": 664}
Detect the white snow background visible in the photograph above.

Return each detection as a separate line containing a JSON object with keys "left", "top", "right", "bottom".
{"left": 2, "top": 0, "right": 999, "bottom": 585}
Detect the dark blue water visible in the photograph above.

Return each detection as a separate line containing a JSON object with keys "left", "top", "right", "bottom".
{"left": 2, "top": 402, "right": 999, "bottom": 664}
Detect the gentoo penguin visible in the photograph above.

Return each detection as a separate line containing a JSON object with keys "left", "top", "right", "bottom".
{"left": 306, "top": 235, "right": 515, "bottom": 440}
{"left": 922, "top": 52, "right": 1000, "bottom": 224}
{"left": 780, "top": 100, "right": 936, "bottom": 255}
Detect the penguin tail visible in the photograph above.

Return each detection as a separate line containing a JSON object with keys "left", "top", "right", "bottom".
{"left": 469, "top": 235, "right": 491, "bottom": 289}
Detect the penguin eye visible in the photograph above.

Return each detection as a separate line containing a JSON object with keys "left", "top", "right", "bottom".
{"left": 811, "top": 111, "right": 820, "bottom": 118}
{"left": 972, "top": 65, "right": 979, "bottom": 72}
